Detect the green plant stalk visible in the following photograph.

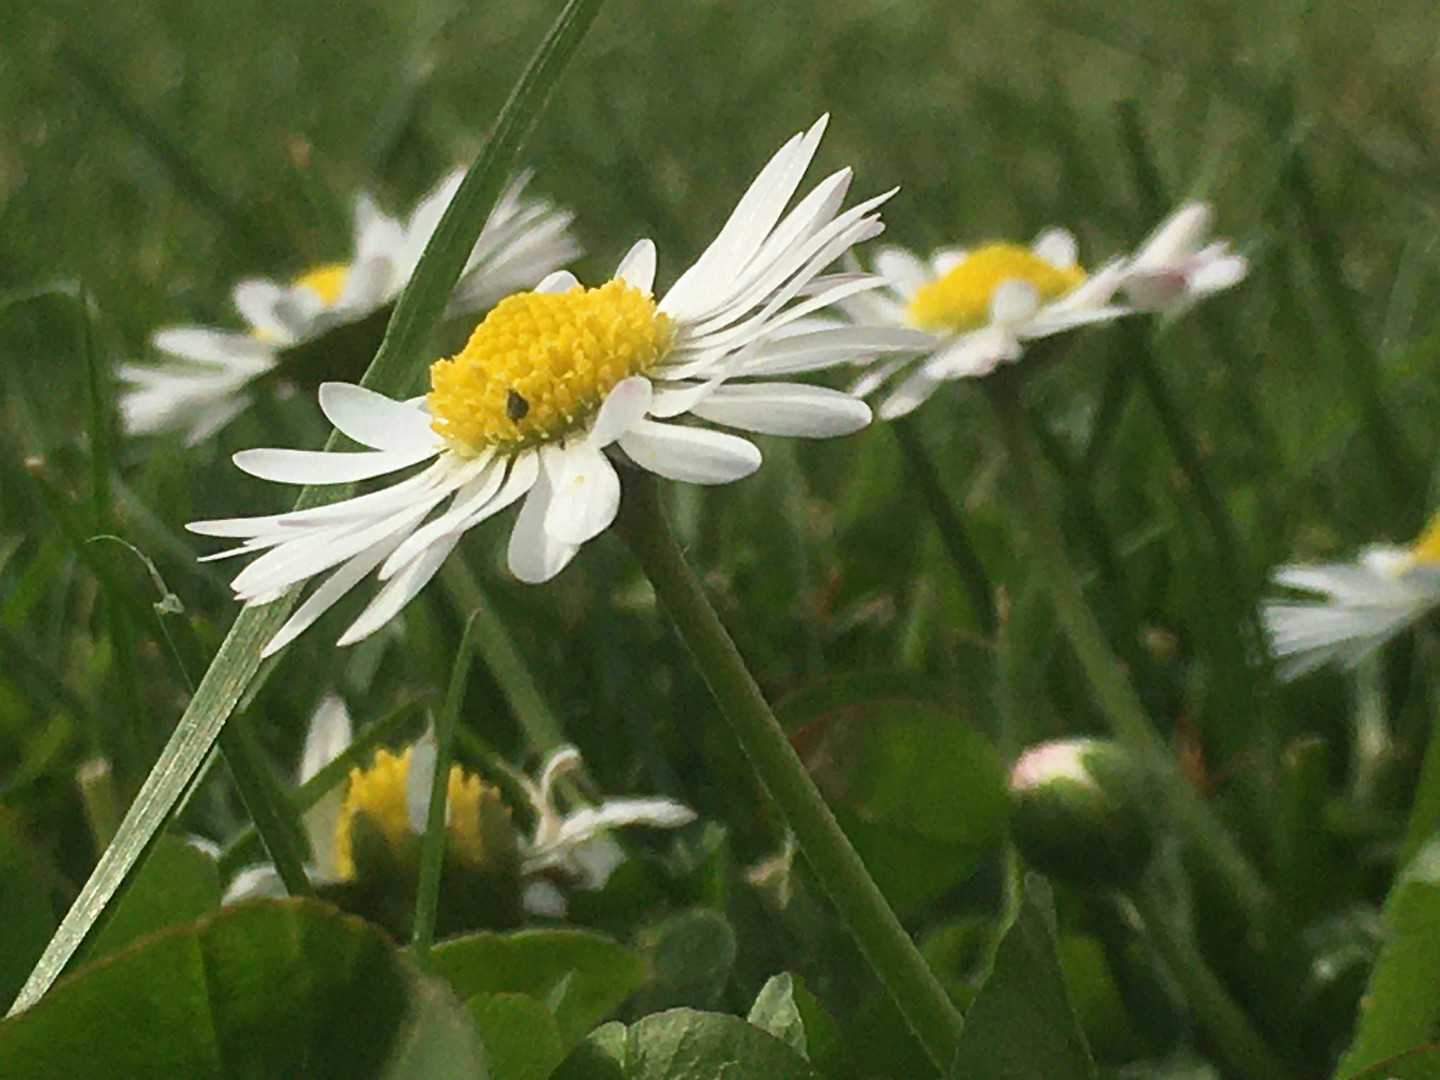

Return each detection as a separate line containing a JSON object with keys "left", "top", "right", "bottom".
{"left": 892, "top": 419, "right": 998, "bottom": 637}
{"left": 1128, "top": 880, "right": 1291, "bottom": 1080}
{"left": 984, "top": 377, "right": 1271, "bottom": 926}
{"left": 615, "top": 471, "right": 965, "bottom": 1071}
{"left": 411, "top": 614, "right": 480, "bottom": 970}
{"left": 10, "top": 0, "right": 608, "bottom": 1016}
{"left": 439, "top": 557, "right": 566, "bottom": 754}
{"left": 1399, "top": 705, "right": 1440, "bottom": 869}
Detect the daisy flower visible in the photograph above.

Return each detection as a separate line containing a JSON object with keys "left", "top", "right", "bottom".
{"left": 120, "top": 172, "right": 580, "bottom": 444}
{"left": 191, "top": 116, "right": 914, "bottom": 654}
{"left": 1117, "top": 201, "right": 1248, "bottom": 314}
{"left": 843, "top": 228, "right": 1128, "bottom": 419}
{"left": 224, "top": 698, "right": 694, "bottom": 921}
{"left": 1262, "top": 513, "right": 1440, "bottom": 680}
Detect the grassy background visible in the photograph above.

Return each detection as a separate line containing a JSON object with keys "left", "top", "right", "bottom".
{"left": 5, "top": 0, "right": 1440, "bottom": 1071}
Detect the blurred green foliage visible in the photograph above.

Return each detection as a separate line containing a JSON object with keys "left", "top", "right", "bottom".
{"left": 6, "top": 0, "right": 1440, "bottom": 1075}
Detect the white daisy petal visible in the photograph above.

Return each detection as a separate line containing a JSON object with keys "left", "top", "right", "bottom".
{"left": 1032, "top": 228, "right": 1078, "bottom": 268}
{"left": 543, "top": 445, "right": 621, "bottom": 546}
{"left": 233, "top": 445, "right": 432, "bottom": 485}
{"left": 534, "top": 270, "right": 580, "bottom": 295}
{"left": 691, "top": 382, "right": 871, "bottom": 437}
{"left": 875, "top": 247, "right": 931, "bottom": 299}
{"left": 318, "top": 383, "right": 438, "bottom": 454}
{"left": 878, "top": 368, "right": 942, "bottom": 420}
{"left": 152, "top": 327, "right": 276, "bottom": 369}
{"left": 618, "top": 419, "right": 762, "bottom": 484}
{"left": 337, "top": 532, "right": 462, "bottom": 646}
{"left": 615, "top": 239, "right": 657, "bottom": 295}
{"left": 231, "top": 281, "right": 293, "bottom": 344}
{"left": 507, "top": 469, "right": 581, "bottom": 584}
{"left": 261, "top": 531, "right": 410, "bottom": 658}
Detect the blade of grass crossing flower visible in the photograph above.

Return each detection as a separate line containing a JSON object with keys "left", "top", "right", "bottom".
{"left": 10, "top": 0, "right": 610, "bottom": 1015}
{"left": 984, "top": 373, "right": 1272, "bottom": 927}
{"left": 359, "top": 0, "right": 608, "bottom": 397}
{"left": 411, "top": 613, "right": 481, "bottom": 970}
{"left": 614, "top": 471, "right": 965, "bottom": 1072}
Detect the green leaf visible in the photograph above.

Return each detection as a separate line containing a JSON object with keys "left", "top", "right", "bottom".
{"left": 1336, "top": 838, "right": 1440, "bottom": 1079}
{"left": 631, "top": 909, "right": 736, "bottom": 1014}
{"left": 788, "top": 690, "right": 1006, "bottom": 907}
{"left": 84, "top": 834, "right": 220, "bottom": 961}
{"left": 385, "top": 970, "right": 489, "bottom": 1080}
{"left": 430, "top": 928, "right": 645, "bottom": 1046}
{"left": 9, "top": 0, "right": 610, "bottom": 1016}
{"left": 553, "top": 1008, "right": 822, "bottom": 1080}
{"left": 468, "top": 993, "right": 564, "bottom": 1080}
{"left": 950, "top": 883, "right": 1097, "bottom": 1080}
{"left": 0, "top": 898, "right": 482, "bottom": 1079}
{"left": 747, "top": 972, "right": 851, "bottom": 1077}
{"left": 0, "top": 814, "right": 54, "bottom": 1012}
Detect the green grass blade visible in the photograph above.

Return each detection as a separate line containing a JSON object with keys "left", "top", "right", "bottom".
{"left": 9, "top": 0, "right": 608, "bottom": 1015}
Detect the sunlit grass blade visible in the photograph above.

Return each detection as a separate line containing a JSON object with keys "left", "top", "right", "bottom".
{"left": 10, "top": 0, "right": 609, "bottom": 1015}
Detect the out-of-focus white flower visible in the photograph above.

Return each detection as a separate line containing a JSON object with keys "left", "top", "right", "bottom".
{"left": 1118, "top": 201, "right": 1248, "bottom": 313}
{"left": 843, "top": 229, "right": 1127, "bottom": 419}
{"left": 518, "top": 745, "right": 695, "bottom": 918}
{"left": 1263, "top": 515, "right": 1440, "bottom": 680}
{"left": 121, "top": 173, "right": 580, "bottom": 444}
{"left": 190, "top": 117, "right": 910, "bottom": 655}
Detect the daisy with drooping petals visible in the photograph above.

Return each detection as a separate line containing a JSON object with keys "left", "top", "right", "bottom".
{"left": 1117, "top": 201, "right": 1248, "bottom": 313}
{"left": 1262, "top": 513, "right": 1440, "bottom": 681}
{"left": 120, "top": 173, "right": 580, "bottom": 444}
{"left": 842, "top": 228, "right": 1128, "bottom": 419}
{"left": 190, "top": 116, "right": 918, "bottom": 654}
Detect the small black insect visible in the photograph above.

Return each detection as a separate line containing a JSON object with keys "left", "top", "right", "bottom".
{"left": 505, "top": 389, "right": 530, "bottom": 421}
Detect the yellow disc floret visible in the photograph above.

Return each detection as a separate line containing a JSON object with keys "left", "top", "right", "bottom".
{"left": 1410, "top": 511, "right": 1440, "bottom": 565}
{"left": 905, "top": 243, "right": 1086, "bottom": 333}
{"left": 427, "top": 280, "right": 673, "bottom": 455}
{"left": 295, "top": 262, "right": 350, "bottom": 308}
{"left": 331, "top": 745, "right": 499, "bottom": 879}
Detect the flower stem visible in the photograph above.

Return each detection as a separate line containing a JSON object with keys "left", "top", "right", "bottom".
{"left": 983, "top": 375, "right": 1271, "bottom": 926}
{"left": 614, "top": 471, "right": 964, "bottom": 1070}
{"left": 411, "top": 612, "right": 481, "bottom": 970}
{"left": 1127, "top": 879, "right": 1291, "bottom": 1080}
{"left": 892, "top": 419, "right": 998, "bottom": 637}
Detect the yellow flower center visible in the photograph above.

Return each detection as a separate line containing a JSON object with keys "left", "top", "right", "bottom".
{"left": 331, "top": 746, "right": 494, "bottom": 879}
{"left": 295, "top": 262, "right": 350, "bottom": 307}
{"left": 905, "top": 243, "right": 1086, "bottom": 333}
{"left": 427, "top": 280, "right": 673, "bottom": 456}
{"left": 1409, "top": 511, "right": 1440, "bottom": 565}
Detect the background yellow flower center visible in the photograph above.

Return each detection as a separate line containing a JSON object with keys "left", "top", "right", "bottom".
{"left": 427, "top": 280, "right": 672, "bottom": 455}
{"left": 1409, "top": 511, "right": 1440, "bottom": 565}
{"left": 905, "top": 243, "right": 1086, "bottom": 333}
{"left": 331, "top": 746, "right": 492, "bottom": 879}
{"left": 295, "top": 262, "right": 350, "bottom": 307}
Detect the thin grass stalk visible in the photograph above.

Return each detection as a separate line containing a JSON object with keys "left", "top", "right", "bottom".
{"left": 614, "top": 470, "right": 965, "bottom": 1071}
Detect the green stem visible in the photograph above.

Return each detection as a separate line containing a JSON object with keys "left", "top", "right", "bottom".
{"left": 892, "top": 419, "right": 998, "bottom": 637}
{"left": 1398, "top": 703, "right": 1440, "bottom": 868}
{"left": 615, "top": 471, "right": 964, "bottom": 1071}
{"left": 1128, "top": 880, "right": 1291, "bottom": 1080}
{"left": 984, "top": 376, "right": 1271, "bottom": 926}
{"left": 411, "top": 614, "right": 480, "bottom": 969}
{"left": 440, "top": 557, "right": 566, "bottom": 754}
{"left": 215, "top": 725, "right": 314, "bottom": 897}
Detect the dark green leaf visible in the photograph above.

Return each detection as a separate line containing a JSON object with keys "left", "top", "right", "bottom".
{"left": 431, "top": 928, "right": 645, "bottom": 1046}
{"left": 950, "top": 883, "right": 1097, "bottom": 1080}
{"left": 468, "top": 992, "right": 564, "bottom": 1080}
{"left": 0, "top": 814, "right": 54, "bottom": 1012}
{"left": 630, "top": 910, "right": 736, "bottom": 1014}
{"left": 747, "top": 972, "right": 851, "bottom": 1077}
{"left": 84, "top": 835, "right": 220, "bottom": 961}
{"left": 385, "top": 970, "right": 488, "bottom": 1080}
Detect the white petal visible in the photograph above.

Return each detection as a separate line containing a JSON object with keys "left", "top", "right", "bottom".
{"left": 406, "top": 729, "right": 437, "bottom": 834}
{"left": 261, "top": 531, "right": 408, "bottom": 657}
{"left": 334, "top": 255, "right": 396, "bottom": 311}
{"left": 877, "top": 369, "right": 942, "bottom": 420}
{"left": 379, "top": 459, "right": 509, "bottom": 579}
{"left": 550, "top": 799, "right": 697, "bottom": 852}
{"left": 1190, "top": 252, "right": 1248, "bottom": 295}
{"left": 543, "top": 445, "right": 621, "bottom": 546}
{"left": 691, "top": 382, "right": 871, "bottom": 437}
{"left": 990, "top": 279, "right": 1041, "bottom": 325}
{"left": 352, "top": 194, "right": 408, "bottom": 267}
{"left": 521, "top": 880, "right": 568, "bottom": 918}
{"left": 336, "top": 532, "right": 461, "bottom": 646}
{"left": 301, "top": 695, "right": 352, "bottom": 783}
{"left": 874, "top": 247, "right": 930, "bottom": 299}
{"left": 222, "top": 864, "right": 288, "bottom": 904}
{"left": 1133, "top": 202, "right": 1212, "bottom": 270}
{"left": 926, "top": 327, "right": 1022, "bottom": 378}
{"left": 507, "top": 470, "right": 581, "bottom": 584}
{"left": 233, "top": 445, "right": 434, "bottom": 485}
{"left": 153, "top": 327, "right": 276, "bottom": 369}
{"left": 615, "top": 239, "right": 657, "bottom": 295}
{"left": 318, "top": 383, "right": 438, "bottom": 454}
{"left": 591, "top": 376, "right": 653, "bottom": 446}
{"left": 618, "top": 419, "right": 761, "bottom": 484}
{"left": 1032, "top": 228, "right": 1078, "bottom": 269}
{"left": 745, "top": 325, "right": 933, "bottom": 377}
{"left": 535, "top": 270, "right": 579, "bottom": 294}
{"left": 929, "top": 247, "right": 967, "bottom": 276}
{"left": 231, "top": 280, "right": 293, "bottom": 343}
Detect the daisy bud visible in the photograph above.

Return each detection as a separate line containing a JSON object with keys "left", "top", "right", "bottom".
{"left": 1008, "top": 738, "right": 1154, "bottom": 891}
